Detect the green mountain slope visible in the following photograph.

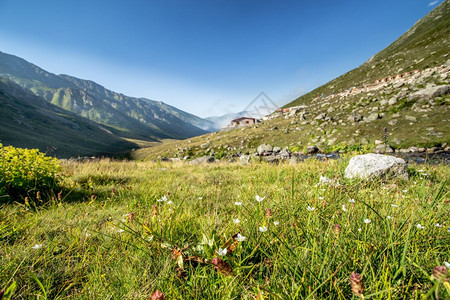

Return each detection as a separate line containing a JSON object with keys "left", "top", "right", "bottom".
{"left": 134, "top": 1, "right": 450, "bottom": 161}
{"left": 0, "top": 78, "right": 137, "bottom": 158}
{"left": 286, "top": 0, "right": 450, "bottom": 108}
{"left": 0, "top": 51, "right": 214, "bottom": 141}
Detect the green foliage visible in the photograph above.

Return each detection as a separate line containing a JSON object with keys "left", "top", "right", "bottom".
{"left": 0, "top": 144, "right": 61, "bottom": 199}
{"left": 214, "top": 150, "right": 227, "bottom": 160}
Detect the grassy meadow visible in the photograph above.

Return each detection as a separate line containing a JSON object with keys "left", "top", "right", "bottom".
{"left": 1, "top": 157, "right": 449, "bottom": 299}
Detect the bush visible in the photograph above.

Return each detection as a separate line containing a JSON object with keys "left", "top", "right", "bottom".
{"left": 0, "top": 144, "right": 61, "bottom": 200}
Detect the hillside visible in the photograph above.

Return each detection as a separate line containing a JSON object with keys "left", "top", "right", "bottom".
{"left": 0, "top": 78, "right": 136, "bottom": 158}
{"left": 134, "top": 1, "right": 449, "bottom": 161}
{"left": 0, "top": 51, "right": 214, "bottom": 142}
{"left": 286, "top": 0, "right": 450, "bottom": 108}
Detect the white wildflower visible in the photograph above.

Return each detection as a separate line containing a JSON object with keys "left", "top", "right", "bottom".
{"left": 358, "top": 228, "right": 362, "bottom": 232}
{"left": 167, "top": 200, "right": 173, "bottom": 205}
{"left": 318, "top": 196, "right": 324, "bottom": 200}
{"left": 234, "top": 201, "right": 242, "bottom": 206}
{"left": 444, "top": 262, "right": 450, "bottom": 268}
{"left": 259, "top": 226, "right": 267, "bottom": 232}
{"left": 235, "top": 233, "right": 246, "bottom": 242}
{"left": 307, "top": 206, "right": 315, "bottom": 211}
{"left": 364, "top": 219, "right": 371, "bottom": 224}
{"left": 391, "top": 204, "right": 398, "bottom": 208}
{"left": 31, "top": 244, "right": 43, "bottom": 249}
{"left": 157, "top": 196, "right": 167, "bottom": 202}
{"left": 256, "top": 195, "right": 265, "bottom": 202}
{"left": 416, "top": 223, "right": 425, "bottom": 229}
{"left": 198, "top": 197, "right": 203, "bottom": 200}
{"left": 217, "top": 248, "right": 227, "bottom": 256}
{"left": 85, "top": 233, "right": 91, "bottom": 237}
{"left": 233, "top": 218, "right": 240, "bottom": 224}
{"left": 349, "top": 199, "right": 355, "bottom": 203}
{"left": 273, "top": 221, "right": 279, "bottom": 226}
{"left": 342, "top": 204, "right": 348, "bottom": 212}
{"left": 387, "top": 216, "right": 393, "bottom": 220}
{"left": 435, "top": 223, "right": 443, "bottom": 228}
{"left": 117, "top": 229, "right": 124, "bottom": 233}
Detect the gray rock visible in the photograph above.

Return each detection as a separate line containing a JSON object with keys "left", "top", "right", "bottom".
{"left": 273, "top": 147, "right": 282, "bottom": 153}
{"left": 347, "top": 113, "right": 363, "bottom": 122}
{"left": 315, "top": 113, "right": 327, "bottom": 121}
{"left": 388, "top": 97, "right": 398, "bottom": 105}
{"left": 388, "top": 119, "right": 398, "bottom": 126}
{"left": 344, "top": 154, "right": 408, "bottom": 180}
{"left": 265, "top": 155, "right": 280, "bottom": 163}
{"left": 405, "top": 115, "right": 417, "bottom": 122}
{"left": 408, "top": 85, "right": 450, "bottom": 101}
{"left": 279, "top": 149, "right": 291, "bottom": 159}
{"left": 327, "top": 138, "right": 337, "bottom": 146}
{"left": 373, "top": 144, "right": 395, "bottom": 154}
{"left": 189, "top": 156, "right": 215, "bottom": 165}
{"left": 307, "top": 145, "right": 319, "bottom": 154}
{"left": 200, "top": 143, "right": 210, "bottom": 149}
{"left": 239, "top": 155, "right": 252, "bottom": 165}
{"left": 365, "top": 113, "right": 380, "bottom": 122}
{"left": 257, "top": 144, "right": 273, "bottom": 156}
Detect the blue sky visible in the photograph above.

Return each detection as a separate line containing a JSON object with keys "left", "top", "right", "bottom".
{"left": 0, "top": 0, "right": 443, "bottom": 117}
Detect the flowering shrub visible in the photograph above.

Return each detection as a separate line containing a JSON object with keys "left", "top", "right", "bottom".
{"left": 0, "top": 144, "right": 61, "bottom": 199}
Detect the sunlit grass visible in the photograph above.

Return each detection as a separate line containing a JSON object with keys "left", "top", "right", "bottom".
{"left": 0, "top": 159, "right": 449, "bottom": 299}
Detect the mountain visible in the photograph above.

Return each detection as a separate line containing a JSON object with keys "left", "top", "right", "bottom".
{"left": 0, "top": 51, "right": 214, "bottom": 142}
{"left": 133, "top": 1, "right": 450, "bottom": 160}
{"left": 286, "top": 0, "right": 450, "bottom": 108}
{"left": 0, "top": 78, "right": 136, "bottom": 158}
{"left": 205, "top": 111, "right": 251, "bottom": 130}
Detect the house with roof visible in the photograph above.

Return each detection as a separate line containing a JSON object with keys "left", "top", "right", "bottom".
{"left": 229, "top": 117, "right": 259, "bottom": 127}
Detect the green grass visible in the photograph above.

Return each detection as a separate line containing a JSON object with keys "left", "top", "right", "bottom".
{"left": 1, "top": 158, "right": 449, "bottom": 299}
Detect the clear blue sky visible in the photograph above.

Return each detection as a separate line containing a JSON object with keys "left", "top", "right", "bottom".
{"left": 0, "top": 0, "right": 443, "bottom": 117}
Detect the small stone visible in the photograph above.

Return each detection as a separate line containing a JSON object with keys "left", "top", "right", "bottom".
{"left": 307, "top": 145, "right": 319, "bottom": 154}
{"left": 365, "top": 113, "right": 380, "bottom": 122}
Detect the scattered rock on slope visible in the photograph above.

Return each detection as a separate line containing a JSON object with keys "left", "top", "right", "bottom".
{"left": 189, "top": 156, "right": 215, "bottom": 165}
{"left": 408, "top": 85, "right": 450, "bottom": 100}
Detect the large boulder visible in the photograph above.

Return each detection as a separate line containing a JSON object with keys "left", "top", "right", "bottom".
{"left": 257, "top": 144, "right": 273, "bottom": 156}
{"left": 344, "top": 154, "right": 408, "bottom": 180}
{"left": 189, "top": 156, "right": 215, "bottom": 165}
{"left": 408, "top": 85, "right": 450, "bottom": 101}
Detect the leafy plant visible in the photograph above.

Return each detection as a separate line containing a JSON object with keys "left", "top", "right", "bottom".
{"left": 0, "top": 144, "right": 61, "bottom": 200}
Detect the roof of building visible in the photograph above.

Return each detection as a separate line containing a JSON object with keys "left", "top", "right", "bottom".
{"left": 231, "top": 117, "right": 257, "bottom": 122}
